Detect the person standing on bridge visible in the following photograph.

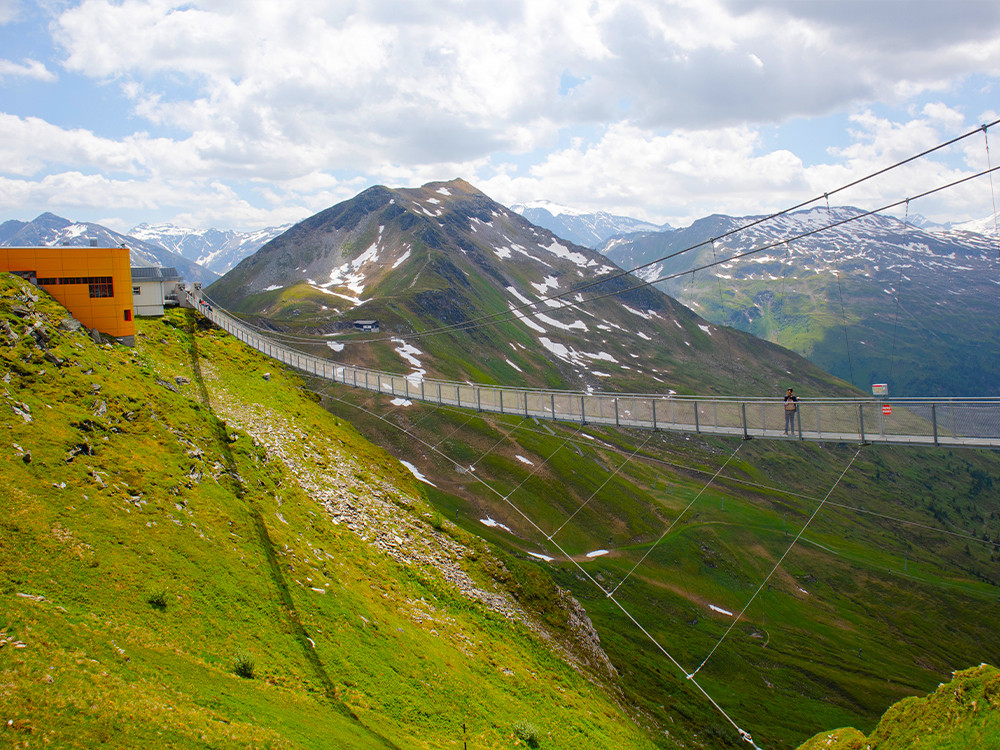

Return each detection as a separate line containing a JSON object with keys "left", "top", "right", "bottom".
{"left": 783, "top": 388, "right": 798, "bottom": 435}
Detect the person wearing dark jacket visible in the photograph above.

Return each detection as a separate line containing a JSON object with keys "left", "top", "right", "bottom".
{"left": 783, "top": 388, "right": 798, "bottom": 435}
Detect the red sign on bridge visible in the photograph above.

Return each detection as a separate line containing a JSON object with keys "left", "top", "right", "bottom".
{"left": 882, "top": 405, "right": 892, "bottom": 415}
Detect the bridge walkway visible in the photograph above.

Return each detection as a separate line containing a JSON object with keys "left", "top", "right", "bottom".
{"left": 190, "top": 295, "right": 1000, "bottom": 450}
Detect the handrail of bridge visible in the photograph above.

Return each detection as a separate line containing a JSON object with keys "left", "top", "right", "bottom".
{"left": 187, "top": 292, "right": 1000, "bottom": 449}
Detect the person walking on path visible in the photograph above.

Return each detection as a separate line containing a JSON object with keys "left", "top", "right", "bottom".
{"left": 783, "top": 388, "right": 798, "bottom": 435}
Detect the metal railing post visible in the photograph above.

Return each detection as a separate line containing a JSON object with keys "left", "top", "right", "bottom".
{"left": 694, "top": 401, "right": 700, "bottom": 433}
{"left": 932, "top": 403, "right": 939, "bottom": 446}
{"left": 859, "top": 403, "right": 866, "bottom": 444}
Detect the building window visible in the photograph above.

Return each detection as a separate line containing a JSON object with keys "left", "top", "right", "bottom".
{"left": 88, "top": 278, "right": 114, "bottom": 298}
{"left": 133, "top": 286, "right": 141, "bottom": 295}
{"left": 36, "top": 275, "right": 115, "bottom": 297}
{"left": 124, "top": 310, "right": 132, "bottom": 322}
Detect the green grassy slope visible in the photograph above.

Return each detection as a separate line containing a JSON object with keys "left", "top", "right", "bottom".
{"left": 0, "top": 274, "right": 658, "bottom": 749}
{"left": 315, "top": 378, "right": 1000, "bottom": 749}
{"left": 797, "top": 663, "right": 1000, "bottom": 749}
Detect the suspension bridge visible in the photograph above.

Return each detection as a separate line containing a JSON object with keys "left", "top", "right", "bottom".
{"left": 181, "top": 122, "right": 1000, "bottom": 749}
{"left": 190, "top": 292, "right": 1000, "bottom": 450}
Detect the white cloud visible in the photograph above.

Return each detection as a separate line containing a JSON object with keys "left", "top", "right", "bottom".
{"left": 0, "top": 58, "right": 56, "bottom": 81}
{"left": 481, "top": 122, "right": 808, "bottom": 224}
{"left": 0, "top": 0, "right": 21, "bottom": 25}
{"left": 0, "top": 0, "right": 997, "bottom": 228}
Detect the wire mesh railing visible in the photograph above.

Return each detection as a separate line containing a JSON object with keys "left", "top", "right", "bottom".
{"left": 190, "top": 294, "right": 1000, "bottom": 449}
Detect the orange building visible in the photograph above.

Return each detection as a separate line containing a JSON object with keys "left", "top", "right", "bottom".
{"left": 0, "top": 246, "right": 135, "bottom": 344}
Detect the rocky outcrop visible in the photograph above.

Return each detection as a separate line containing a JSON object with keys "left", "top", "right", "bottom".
{"left": 200, "top": 362, "right": 619, "bottom": 682}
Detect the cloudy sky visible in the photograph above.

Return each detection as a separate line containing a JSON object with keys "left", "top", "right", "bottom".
{"left": 2, "top": 0, "right": 1000, "bottom": 233}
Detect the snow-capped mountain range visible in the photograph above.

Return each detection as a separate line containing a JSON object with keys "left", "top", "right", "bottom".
{"left": 510, "top": 200, "right": 668, "bottom": 249}
{"left": 128, "top": 223, "right": 292, "bottom": 275}
{"left": 0, "top": 213, "right": 218, "bottom": 285}
{"left": 600, "top": 206, "right": 1000, "bottom": 396}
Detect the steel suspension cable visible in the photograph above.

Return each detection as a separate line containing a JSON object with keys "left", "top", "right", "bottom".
{"left": 711, "top": 239, "right": 741, "bottom": 393}
{"left": 826, "top": 193, "right": 857, "bottom": 389}
{"left": 985, "top": 125, "right": 1000, "bottom": 260}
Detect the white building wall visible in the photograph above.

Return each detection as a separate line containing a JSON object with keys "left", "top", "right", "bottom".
{"left": 133, "top": 280, "right": 165, "bottom": 316}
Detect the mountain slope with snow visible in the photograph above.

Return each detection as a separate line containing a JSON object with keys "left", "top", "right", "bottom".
{"left": 602, "top": 206, "right": 1000, "bottom": 396}
{"left": 208, "top": 179, "right": 852, "bottom": 399}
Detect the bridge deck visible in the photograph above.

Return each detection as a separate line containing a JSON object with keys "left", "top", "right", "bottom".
{"left": 192, "top": 296, "right": 1000, "bottom": 450}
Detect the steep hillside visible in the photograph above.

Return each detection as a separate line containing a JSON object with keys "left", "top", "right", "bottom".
{"left": 797, "top": 664, "right": 1000, "bottom": 749}
{"left": 0, "top": 273, "right": 659, "bottom": 749}
{"left": 316, "top": 372, "right": 1000, "bottom": 749}
{"left": 601, "top": 207, "right": 1000, "bottom": 396}
{"left": 207, "top": 179, "right": 854, "bottom": 399}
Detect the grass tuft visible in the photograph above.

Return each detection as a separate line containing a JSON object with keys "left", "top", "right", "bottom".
{"left": 233, "top": 652, "right": 256, "bottom": 680}
{"left": 514, "top": 720, "right": 541, "bottom": 748}
{"left": 146, "top": 589, "right": 168, "bottom": 611}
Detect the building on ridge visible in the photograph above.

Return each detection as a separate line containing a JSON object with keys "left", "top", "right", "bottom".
{"left": 0, "top": 245, "right": 135, "bottom": 345}
{"left": 131, "top": 266, "right": 184, "bottom": 317}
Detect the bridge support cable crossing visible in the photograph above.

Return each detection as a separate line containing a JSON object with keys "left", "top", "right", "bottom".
{"left": 687, "top": 448, "right": 863, "bottom": 681}
{"left": 469, "top": 416, "right": 531, "bottom": 471}
{"left": 548, "top": 433, "right": 654, "bottom": 540}
{"left": 499, "top": 425, "right": 584, "bottom": 502}
{"left": 607, "top": 442, "right": 745, "bottom": 597}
